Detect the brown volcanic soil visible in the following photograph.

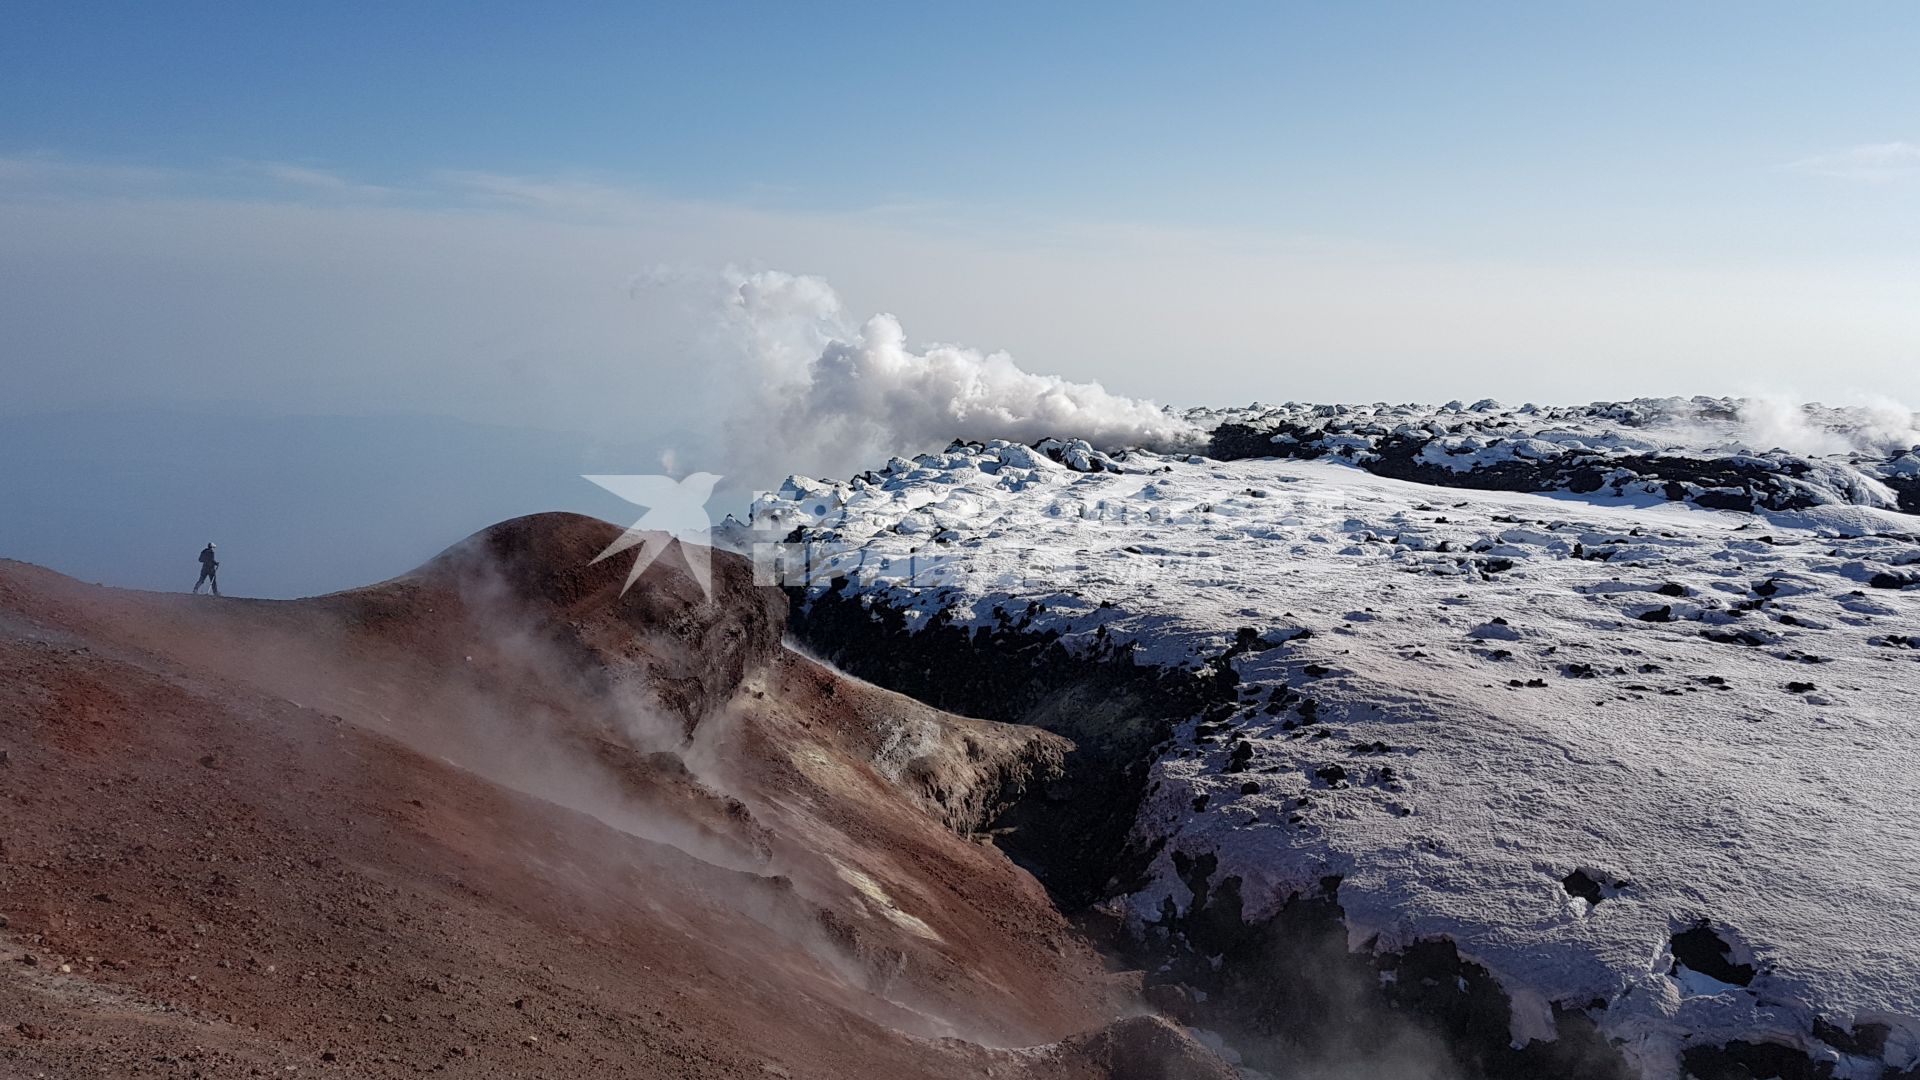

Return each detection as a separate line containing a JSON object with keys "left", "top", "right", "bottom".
{"left": 0, "top": 514, "right": 1234, "bottom": 1079}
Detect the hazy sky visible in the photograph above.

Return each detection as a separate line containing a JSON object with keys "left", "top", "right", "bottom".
{"left": 5, "top": 2, "right": 1917, "bottom": 423}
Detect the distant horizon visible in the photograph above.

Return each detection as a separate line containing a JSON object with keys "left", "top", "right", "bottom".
{"left": 4, "top": 396, "right": 1914, "bottom": 601}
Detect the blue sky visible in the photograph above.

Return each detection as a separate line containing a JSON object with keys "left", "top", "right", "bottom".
{"left": 7, "top": 2, "right": 1916, "bottom": 251}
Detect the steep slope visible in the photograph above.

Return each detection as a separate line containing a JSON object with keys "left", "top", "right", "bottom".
{"left": 739, "top": 440, "right": 1920, "bottom": 1080}
{"left": 0, "top": 514, "right": 1235, "bottom": 1078}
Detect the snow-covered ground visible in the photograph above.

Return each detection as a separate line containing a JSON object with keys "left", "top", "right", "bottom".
{"left": 1188, "top": 397, "right": 1920, "bottom": 515}
{"left": 723, "top": 433, "right": 1920, "bottom": 1080}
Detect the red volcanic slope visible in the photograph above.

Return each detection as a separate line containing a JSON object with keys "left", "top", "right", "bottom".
{"left": 0, "top": 514, "right": 1233, "bottom": 1079}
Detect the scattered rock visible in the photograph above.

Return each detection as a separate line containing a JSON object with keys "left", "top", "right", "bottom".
{"left": 1225, "top": 740, "right": 1254, "bottom": 772}
{"left": 1812, "top": 1016, "right": 1890, "bottom": 1059}
{"left": 1671, "top": 921, "right": 1755, "bottom": 987}
{"left": 1562, "top": 870, "right": 1604, "bottom": 905}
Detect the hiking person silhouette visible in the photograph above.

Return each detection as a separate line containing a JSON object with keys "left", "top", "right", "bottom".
{"left": 193, "top": 542, "right": 220, "bottom": 596}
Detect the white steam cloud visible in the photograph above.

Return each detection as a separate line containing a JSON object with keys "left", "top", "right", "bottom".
{"left": 1730, "top": 394, "right": 1920, "bottom": 457}
{"left": 698, "top": 268, "right": 1201, "bottom": 480}
{"left": 1633, "top": 394, "right": 1920, "bottom": 458}
{"left": 644, "top": 267, "right": 1920, "bottom": 487}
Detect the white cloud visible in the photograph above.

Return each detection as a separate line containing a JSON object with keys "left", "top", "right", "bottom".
{"left": 0, "top": 154, "right": 401, "bottom": 201}
{"left": 431, "top": 170, "right": 644, "bottom": 216}
{"left": 1784, "top": 141, "right": 1920, "bottom": 182}
{"left": 253, "top": 162, "right": 397, "bottom": 199}
{"left": 0, "top": 154, "right": 184, "bottom": 191}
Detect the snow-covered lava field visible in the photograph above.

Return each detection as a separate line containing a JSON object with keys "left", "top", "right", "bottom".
{"left": 724, "top": 398, "right": 1920, "bottom": 1080}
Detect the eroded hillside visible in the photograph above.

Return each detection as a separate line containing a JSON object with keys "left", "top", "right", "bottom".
{"left": 0, "top": 514, "right": 1234, "bottom": 1079}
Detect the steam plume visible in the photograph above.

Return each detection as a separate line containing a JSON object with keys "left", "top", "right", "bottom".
{"left": 699, "top": 268, "right": 1202, "bottom": 479}
{"left": 1730, "top": 393, "right": 1920, "bottom": 457}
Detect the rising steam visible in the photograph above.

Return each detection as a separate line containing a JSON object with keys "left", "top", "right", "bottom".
{"left": 648, "top": 267, "right": 1920, "bottom": 488}
{"left": 698, "top": 268, "right": 1202, "bottom": 480}
{"left": 1727, "top": 393, "right": 1920, "bottom": 457}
